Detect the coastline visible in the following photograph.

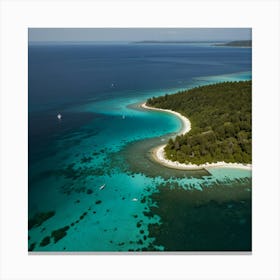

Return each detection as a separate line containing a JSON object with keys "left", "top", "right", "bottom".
{"left": 141, "top": 102, "right": 191, "bottom": 136}
{"left": 141, "top": 102, "right": 252, "bottom": 171}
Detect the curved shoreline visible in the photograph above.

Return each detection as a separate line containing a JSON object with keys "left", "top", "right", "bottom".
{"left": 141, "top": 102, "right": 252, "bottom": 171}
{"left": 141, "top": 102, "right": 191, "bottom": 136}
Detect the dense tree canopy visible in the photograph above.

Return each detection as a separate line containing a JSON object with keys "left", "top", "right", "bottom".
{"left": 147, "top": 81, "right": 252, "bottom": 164}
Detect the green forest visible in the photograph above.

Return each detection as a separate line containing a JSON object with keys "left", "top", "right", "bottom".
{"left": 146, "top": 81, "right": 252, "bottom": 165}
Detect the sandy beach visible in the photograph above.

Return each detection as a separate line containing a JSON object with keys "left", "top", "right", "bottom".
{"left": 141, "top": 102, "right": 191, "bottom": 135}
{"left": 141, "top": 103, "right": 252, "bottom": 171}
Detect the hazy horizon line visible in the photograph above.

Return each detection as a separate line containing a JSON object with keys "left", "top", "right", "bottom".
{"left": 28, "top": 39, "right": 251, "bottom": 44}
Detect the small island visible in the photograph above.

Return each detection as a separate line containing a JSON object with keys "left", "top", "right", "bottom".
{"left": 214, "top": 40, "right": 252, "bottom": 47}
{"left": 145, "top": 81, "right": 252, "bottom": 169}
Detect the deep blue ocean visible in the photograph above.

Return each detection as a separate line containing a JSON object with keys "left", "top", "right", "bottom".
{"left": 28, "top": 43, "right": 252, "bottom": 252}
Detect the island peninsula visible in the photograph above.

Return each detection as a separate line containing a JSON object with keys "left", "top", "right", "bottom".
{"left": 142, "top": 81, "right": 252, "bottom": 170}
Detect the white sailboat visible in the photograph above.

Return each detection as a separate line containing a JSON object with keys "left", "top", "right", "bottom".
{"left": 57, "top": 113, "right": 62, "bottom": 120}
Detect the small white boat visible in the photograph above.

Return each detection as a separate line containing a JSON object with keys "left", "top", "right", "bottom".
{"left": 122, "top": 115, "right": 125, "bottom": 119}
{"left": 57, "top": 113, "right": 62, "bottom": 120}
{"left": 99, "top": 184, "right": 105, "bottom": 190}
{"left": 132, "top": 198, "right": 138, "bottom": 202}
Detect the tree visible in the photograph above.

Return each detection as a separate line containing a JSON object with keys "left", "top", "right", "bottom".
{"left": 147, "top": 81, "right": 252, "bottom": 164}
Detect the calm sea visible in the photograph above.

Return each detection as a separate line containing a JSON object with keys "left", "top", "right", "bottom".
{"left": 28, "top": 43, "right": 252, "bottom": 252}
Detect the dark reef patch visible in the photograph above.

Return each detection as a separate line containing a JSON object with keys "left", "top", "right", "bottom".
{"left": 119, "top": 136, "right": 210, "bottom": 180}
{"left": 57, "top": 163, "right": 112, "bottom": 185}
{"left": 146, "top": 178, "right": 252, "bottom": 251}
{"left": 143, "top": 211, "right": 154, "bottom": 218}
{"left": 40, "top": 236, "right": 51, "bottom": 247}
{"left": 28, "top": 211, "right": 55, "bottom": 230}
{"left": 79, "top": 212, "right": 87, "bottom": 220}
{"left": 136, "top": 221, "right": 143, "bottom": 228}
{"left": 86, "top": 189, "right": 93, "bottom": 194}
{"left": 51, "top": 226, "right": 70, "bottom": 243}
{"left": 137, "top": 239, "right": 143, "bottom": 245}
{"left": 81, "top": 156, "right": 92, "bottom": 163}
{"left": 29, "top": 242, "right": 36, "bottom": 251}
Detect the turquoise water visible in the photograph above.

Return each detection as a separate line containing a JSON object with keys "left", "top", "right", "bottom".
{"left": 28, "top": 44, "right": 252, "bottom": 251}
{"left": 28, "top": 71, "right": 251, "bottom": 252}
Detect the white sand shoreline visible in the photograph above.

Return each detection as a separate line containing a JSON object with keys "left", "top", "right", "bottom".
{"left": 141, "top": 102, "right": 252, "bottom": 171}
{"left": 141, "top": 102, "right": 191, "bottom": 136}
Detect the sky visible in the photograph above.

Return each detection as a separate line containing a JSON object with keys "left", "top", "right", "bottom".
{"left": 29, "top": 28, "right": 251, "bottom": 42}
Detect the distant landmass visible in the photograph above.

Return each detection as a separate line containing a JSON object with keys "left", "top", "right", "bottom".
{"left": 133, "top": 40, "right": 252, "bottom": 47}
{"left": 133, "top": 40, "right": 223, "bottom": 44}
{"left": 214, "top": 40, "right": 252, "bottom": 47}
